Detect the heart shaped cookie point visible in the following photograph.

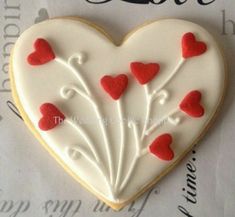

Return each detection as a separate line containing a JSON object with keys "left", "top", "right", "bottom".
{"left": 130, "top": 62, "right": 160, "bottom": 85}
{"left": 38, "top": 103, "right": 65, "bottom": 131}
{"left": 182, "top": 32, "right": 207, "bottom": 59}
{"left": 179, "top": 90, "right": 205, "bottom": 118}
{"left": 100, "top": 74, "right": 128, "bottom": 100}
{"left": 27, "top": 38, "right": 55, "bottom": 65}
{"left": 149, "top": 134, "right": 174, "bottom": 161}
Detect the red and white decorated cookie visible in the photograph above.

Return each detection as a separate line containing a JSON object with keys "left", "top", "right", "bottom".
{"left": 10, "top": 18, "right": 226, "bottom": 210}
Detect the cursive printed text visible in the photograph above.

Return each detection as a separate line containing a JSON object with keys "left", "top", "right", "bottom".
{"left": 178, "top": 150, "right": 197, "bottom": 216}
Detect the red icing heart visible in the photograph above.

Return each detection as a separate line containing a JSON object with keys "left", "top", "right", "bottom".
{"left": 182, "top": 32, "right": 207, "bottom": 58}
{"left": 179, "top": 90, "right": 205, "bottom": 118}
{"left": 130, "top": 62, "right": 160, "bottom": 85}
{"left": 149, "top": 134, "right": 174, "bottom": 161}
{"left": 27, "top": 38, "right": 55, "bottom": 65}
{"left": 38, "top": 103, "right": 65, "bottom": 131}
{"left": 100, "top": 74, "right": 128, "bottom": 100}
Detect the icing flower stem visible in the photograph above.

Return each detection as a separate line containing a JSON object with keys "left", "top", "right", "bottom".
{"left": 95, "top": 104, "right": 114, "bottom": 185}
{"left": 58, "top": 54, "right": 114, "bottom": 185}
{"left": 118, "top": 121, "right": 142, "bottom": 194}
{"left": 141, "top": 85, "right": 152, "bottom": 141}
{"left": 66, "top": 145, "right": 115, "bottom": 200}
{"left": 141, "top": 58, "right": 186, "bottom": 140}
{"left": 66, "top": 118, "right": 100, "bottom": 162}
{"left": 115, "top": 99, "right": 126, "bottom": 190}
{"left": 118, "top": 106, "right": 181, "bottom": 194}
{"left": 56, "top": 55, "right": 90, "bottom": 95}
{"left": 157, "top": 58, "right": 186, "bottom": 91}
{"left": 145, "top": 108, "right": 181, "bottom": 136}
{"left": 61, "top": 84, "right": 114, "bottom": 184}
{"left": 118, "top": 122, "right": 150, "bottom": 195}
{"left": 141, "top": 86, "right": 169, "bottom": 141}
{"left": 61, "top": 85, "right": 96, "bottom": 107}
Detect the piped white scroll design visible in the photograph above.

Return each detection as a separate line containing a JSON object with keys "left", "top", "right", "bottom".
{"left": 116, "top": 58, "right": 186, "bottom": 194}
{"left": 56, "top": 53, "right": 116, "bottom": 199}
{"left": 56, "top": 51, "right": 189, "bottom": 199}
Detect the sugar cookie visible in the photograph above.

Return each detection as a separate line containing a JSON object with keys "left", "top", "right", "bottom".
{"left": 10, "top": 17, "right": 226, "bottom": 210}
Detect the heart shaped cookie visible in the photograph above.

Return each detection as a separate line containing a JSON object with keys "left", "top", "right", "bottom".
{"left": 10, "top": 18, "right": 226, "bottom": 210}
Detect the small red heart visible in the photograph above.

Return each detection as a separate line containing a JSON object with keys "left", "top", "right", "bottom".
{"left": 27, "top": 38, "right": 55, "bottom": 65}
{"left": 38, "top": 103, "right": 65, "bottom": 131}
{"left": 100, "top": 74, "right": 128, "bottom": 100}
{"left": 179, "top": 90, "right": 205, "bottom": 118}
{"left": 149, "top": 134, "right": 174, "bottom": 161}
{"left": 182, "top": 32, "right": 207, "bottom": 59}
{"left": 130, "top": 62, "right": 160, "bottom": 85}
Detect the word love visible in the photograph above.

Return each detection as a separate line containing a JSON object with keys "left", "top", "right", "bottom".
{"left": 86, "top": 0, "right": 216, "bottom": 6}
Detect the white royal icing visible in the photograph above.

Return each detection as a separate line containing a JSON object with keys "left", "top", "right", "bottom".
{"left": 115, "top": 99, "right": 126, "bottom": 190}
{"left": 12, "top": 18, "right": 225, "bottom": 205}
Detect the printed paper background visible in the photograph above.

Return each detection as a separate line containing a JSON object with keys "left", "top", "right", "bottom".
{"left": 0, "top": 0, "right": 234, "bottom": 216}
